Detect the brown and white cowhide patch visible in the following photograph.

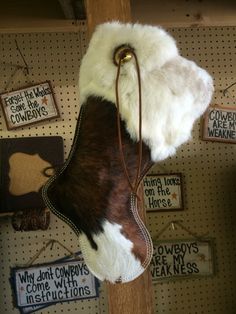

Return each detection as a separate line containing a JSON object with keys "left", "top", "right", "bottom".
{"left": 43, "top": 97, "right": 153, "bottom": 283}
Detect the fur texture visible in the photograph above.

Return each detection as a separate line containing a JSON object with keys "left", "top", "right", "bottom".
{"left": 79, "top": 221, "right": 145, "bottom": 283}
{"left": 45, "top": 97, "right": 153, "bottom": 283}
{"left": 79, "top": 22, "right": 214, "bottom": 161}
{"left": 44, "top": 22, "right": 214, "bottom": 284}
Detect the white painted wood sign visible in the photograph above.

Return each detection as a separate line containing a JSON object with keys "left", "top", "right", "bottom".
{"left": 0, "top": 81, "right": 60, "bottom": 130}
{"left": 151, "top": 239, "right": 214, "bottom": 282}
{"left": 143, "top": 173, "right": 183, "bottom": 212}
{"left": 202, "top": 105, "right": 236, "bottom": 143}
{"left": 12, "top": 259, "right": 99, "bottom": 310}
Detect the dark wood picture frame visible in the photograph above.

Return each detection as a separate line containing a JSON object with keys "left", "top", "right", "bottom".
{"left": 143, "top": 173, "right": 184, "bottom": 212}
{"left": 202, "top": 104, "right": 236, "bottom": 143}
{"left": 0, "top": 81, "right": 60, "bottom": 130}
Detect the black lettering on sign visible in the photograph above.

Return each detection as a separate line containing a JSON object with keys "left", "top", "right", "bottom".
{"left": 0, "top": 81, "right": 60, "bottom": 130}
{"left": 143, "top": 174, "right": 183, "bottom": 212}
{"left": 150, "top": 240, "right": 214, "bottom": 282}
{"left": 203, "top": 105, "right": 236, "bottom": 143}
{"left": 12, "top": 259, "right": 99, "bottom": 308}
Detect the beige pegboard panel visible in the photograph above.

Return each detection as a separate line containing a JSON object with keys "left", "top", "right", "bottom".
{"left": 147, "top": 26, "right": 236, "bottom": 314}
{"left": 0, "top": 24, "right": 88, "bottom": 154}
{"left": 0, "top": 23, "right": 235, "bottom": 314}
{"left": 0, "top": 21, "right": 108, "bottom": 314}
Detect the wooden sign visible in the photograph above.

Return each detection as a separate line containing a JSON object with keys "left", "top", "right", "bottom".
{"left": 0, "top": 81, "right": 60, "bottom": 130}
{"left": 143, "top": 173, "right": 183, "bottom": 212}
{"left": 150, "top": 239, "right": 214, "bottom": 282}
{"left": 12, "top": 258, "right": 99, "bottom": 310}
{"left": 202, "top": 105, "right": 236, "bottom": 143}
{"left": 0, "top": 136, "right": 64, "bottom": 215}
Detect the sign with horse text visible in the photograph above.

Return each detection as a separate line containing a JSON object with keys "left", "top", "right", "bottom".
{"left": 202, "top": 105, "right": 236, "bottom": 143}
{"left": 151, "top": 239, "right": 214, "bottom": 282}
{"left": 12, "top": 259, "right": 99, "bottom": 310}
{"left": 0, "top": 81, "right": 60, "bottom": 130}
{"left": 143, "top": 173, "right": 183, "bottom": 212}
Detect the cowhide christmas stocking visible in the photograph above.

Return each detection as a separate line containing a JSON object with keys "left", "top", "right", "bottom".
{"left": 43, "top": 22, "right": 213, "bottom": 283}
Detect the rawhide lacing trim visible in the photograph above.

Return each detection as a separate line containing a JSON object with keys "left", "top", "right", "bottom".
{"left": 130, "top": 194, "right": 153, "bottom": 269}
{"left": 77, "top": 216, "right": 147, "bottom": 283}
{"left": 42, "top": 106, "right": 85, "bottom": 237}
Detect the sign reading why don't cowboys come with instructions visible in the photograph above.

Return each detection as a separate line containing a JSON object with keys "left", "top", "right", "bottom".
{"left": 0, "top": 81, "right": 60, "bottom": 130}
{"left": 12, "top": 259, "right": 99, "bottom": 310}
{"left": 202, "top": 105, "right": 236, "bottom": 143}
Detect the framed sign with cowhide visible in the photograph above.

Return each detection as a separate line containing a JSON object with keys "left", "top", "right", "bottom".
{"left": 0, "top": 81, "right": 60, "bottom": 130}
{"left": 0, "top": 136, "right": 64, "bottom": 215}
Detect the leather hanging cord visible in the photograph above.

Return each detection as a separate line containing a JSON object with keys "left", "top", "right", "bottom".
{"left": 115, "top": 49, "right": 143, "bottom": 196}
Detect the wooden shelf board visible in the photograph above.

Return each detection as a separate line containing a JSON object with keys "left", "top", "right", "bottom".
{"left": 1, "top": 0, "right": 236, "bottom": 32}
{"left": 0, "top": 19, "right": 82, "bottom": 33}
{"left": 131, "top": 0, "right": 236, "bottom": 27}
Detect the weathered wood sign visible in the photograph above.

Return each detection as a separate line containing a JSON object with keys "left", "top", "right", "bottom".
{"left": 0, "top": 81, "right": 60, "bottom": 130}
{"left": 202, "top": 105, "right": 236, "bottom": 143}
{"left": 12, "top": 258, "right": 99, "bottom": 311}
{"left": 143, "top": 173, "right": 183, "bottom": 212}
{"left": 150, "top": 239, "right": 214, "bottom": 282}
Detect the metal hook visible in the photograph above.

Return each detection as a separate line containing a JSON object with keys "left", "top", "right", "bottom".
{"left": 15, "top": 39, "right": 30, "bottom": 75}
{"left": 222, "top": 81, "right": 236, "bottom": 97}
{"left": 113, "top": 45, "right": 134, "bottom": 66}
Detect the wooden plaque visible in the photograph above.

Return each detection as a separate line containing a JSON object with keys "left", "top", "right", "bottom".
{"left": 143, "top": 173, "right": 184, "bottom": 212}
{"left": 12, "top": 259, "right": 99, "bottom": 309}
{"left": 202, "top": 105, "right": 236, "bottom": 143}
{"left": 0, "top": 81, "right": 60, "bottom": 130}
{"left": 151, "top": 239, "right": 214, "bottom": 282}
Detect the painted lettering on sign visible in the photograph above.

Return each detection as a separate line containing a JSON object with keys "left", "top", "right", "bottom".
{"left": 143, "top": 174, "right": 183, "bottom": 211}
{"left": 0, "top": 81, "right": 60, "bottom": 130}
{"left": 151, "top": 240, "right": 214, "bottom": 281}
{"left": 203, "top": 105, "right": 236, "bottom": 143}
{"left": 13, "top": 260, "right": 99, "bottom": 308}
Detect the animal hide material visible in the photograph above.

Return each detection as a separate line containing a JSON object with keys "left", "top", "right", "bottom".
{"left": 43, "top": 97, "right": 154, "bottom": 282}
{"left": 79, "top": 22, "right": 214, "bottom": 161}
{"left": 43, "top": 22, "right": 214, "bottom": 283}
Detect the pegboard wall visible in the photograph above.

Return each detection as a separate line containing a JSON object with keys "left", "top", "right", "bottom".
{"left": 0, "top": 23, "right": 235, "bottom": 314}
{"left": 148, "top": 26, "right": 236, "bottom": 314}
{"left": 0, "top": 22, "right": 107, "bottom": 314}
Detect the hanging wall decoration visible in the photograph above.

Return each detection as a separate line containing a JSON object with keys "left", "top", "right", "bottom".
{"left": 0, "top": 136, "right": 64, "bottom": 218}
{"left": 151, "top": 239, "right": 214, "bottom": 282}
{"left": 202, "top": 104, "right": 236, "bottom": 143}
{"left": 143, "top": 173, "right": 184, "bottom": 212}
{"left": 10, "top": 240, "right": 99, "bottom": 314}
{"left": 150, "top": 221, "right": 214, "bottom": 282}
{"left": 0, "top": 81, "right": 60, "bottom": 130}
{"left": 43, "top": 22, "right": 213, "bottom": 284}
